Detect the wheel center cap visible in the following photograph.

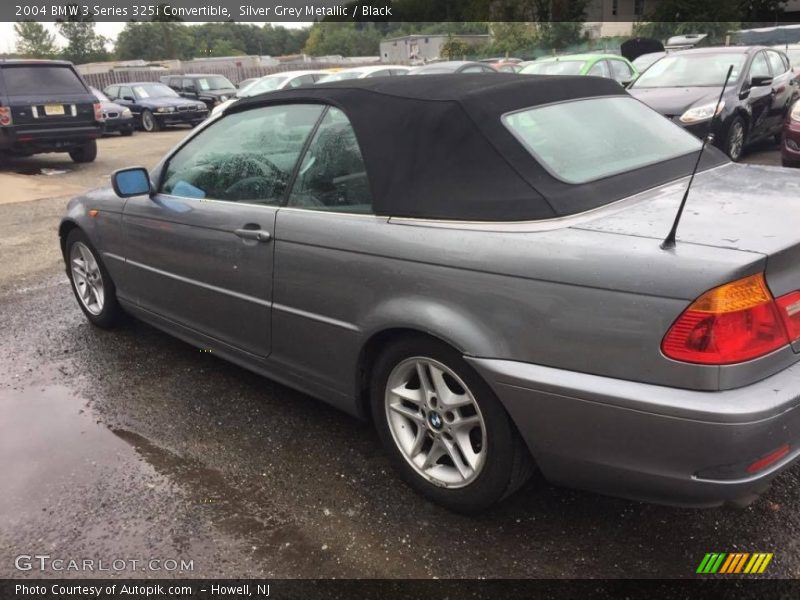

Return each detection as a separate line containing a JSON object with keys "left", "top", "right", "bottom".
{"left": 428, "top": 411, "right": 443, "bottom": 430}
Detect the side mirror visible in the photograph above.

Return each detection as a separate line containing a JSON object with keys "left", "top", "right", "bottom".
{"left": 112, "top": 167, "right": 151, "bottom": 198}
{"left": 122, "top": 95, "right": 135, "bottom": 102}
{"left": 751, "top": 75, "right": 773, "bottom": 87}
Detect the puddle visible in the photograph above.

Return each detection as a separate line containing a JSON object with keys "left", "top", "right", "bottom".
{"left": 0, "top": 384, "right": 330, "bottom": 577}
{"left": 0, "top": 385, "right": 132, "bottom": 518}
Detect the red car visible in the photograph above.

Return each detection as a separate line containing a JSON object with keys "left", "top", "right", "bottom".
{"left": 783, "top": 100, "right": 800, "bottom": 167}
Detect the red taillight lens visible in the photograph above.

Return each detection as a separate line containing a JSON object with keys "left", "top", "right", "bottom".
{"left": 0, "top": 106, "right": 11, "bottom": 126}
{"left": 662, "top": 273, "right": 790, "bottom": 365}
{"left": 94, "top": 102, "right": 104, "bottom": 122}
{"left": 776, "top": 291, "right": 800, "bottom": 343}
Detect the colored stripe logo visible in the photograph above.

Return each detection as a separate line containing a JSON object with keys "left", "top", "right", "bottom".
{"left": 696, "top": 553, "right": 773, "bottom": 574}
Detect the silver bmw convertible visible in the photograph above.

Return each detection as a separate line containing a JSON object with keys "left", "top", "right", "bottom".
{"left": 60, "top": 75, "right": 800, "bottom": 512}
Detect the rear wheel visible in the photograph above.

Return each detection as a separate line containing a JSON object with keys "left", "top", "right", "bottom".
{"left": 68, "top": 140, "right": 97, "bottom": 163}
{"left": 141, "top": 109, "right": 160, "bottom": 132}
{"left": 65, "top": 229, "right": 121, "bottom": 328}
{"left": 370, "top": 336, "right": 532, "bottom": 513}
{"left": 723, "top": 117, "right": 746, "bottom": 161}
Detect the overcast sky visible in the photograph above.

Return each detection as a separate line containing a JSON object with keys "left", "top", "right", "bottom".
{"left": 0, "top": 21, "right": 310, "bottom": 54}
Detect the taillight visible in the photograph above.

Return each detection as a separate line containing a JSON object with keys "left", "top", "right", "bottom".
{"left": 94, "top": 102, "right": 104, "bottom": 122}
{"left": 0, "top": 106, "right": 11, "bottom": 126}
{"left": 776, "top": 291, "right": 800, "bottom": 342}
{"left": 662, "top": 273, "right": 792, "bottom": 365}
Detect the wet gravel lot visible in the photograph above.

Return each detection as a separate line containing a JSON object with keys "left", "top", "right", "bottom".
{"left": 1, "top": 130, "right": 798, "bottom": 580}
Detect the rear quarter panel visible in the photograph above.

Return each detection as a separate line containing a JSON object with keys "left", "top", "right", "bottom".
{"left": 272, "top": 206, "right": 772, "bottom": 405}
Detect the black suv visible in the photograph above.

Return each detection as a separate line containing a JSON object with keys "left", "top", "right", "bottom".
{"left": 0, "top": 60, "right": 103, "bottom": 163}
{"left": 161, "top": 74, "right": 236, "bottom": 109}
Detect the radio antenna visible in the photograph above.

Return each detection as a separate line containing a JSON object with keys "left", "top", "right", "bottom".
{"left": 660, "top": 64, "right": 734, "bottom": 250}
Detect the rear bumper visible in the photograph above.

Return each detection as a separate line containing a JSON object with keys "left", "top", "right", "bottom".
{"left": 0, "top": 125, "right": 102, "bottom": 152}
{"left": 467, "top": 356, "right": 800, "bottom": 507}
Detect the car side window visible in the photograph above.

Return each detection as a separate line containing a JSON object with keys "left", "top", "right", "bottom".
{"left": 609, "top": 59, "right": 633, "bottom": 82}
{"left": 182, "top": 78, "right": 195, "bottom": 92}
{"left": 119, "top": 86, "right": 133, "bottom": 100}
{"left": 105, "top": 85, "right": 119, "bottom": 99}
{"left": 160, "top": 104, "right": 324, "bottom": 205}
{"left": 749, "top": 52, "right": 771, "bottom": 79}
{"left": 587, "top": 61, "right": 611, "bottom": 78}
{"left": 287, "top": 75, "right": 314, "bottom": 88}
{"left": 287, "top": 107, "right": 372, "bottom": 214}
{"left": 767, "top": 50, "right": 786, "bottom": 75}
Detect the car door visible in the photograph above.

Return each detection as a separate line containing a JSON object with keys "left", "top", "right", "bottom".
{"left": 115, "top": 85, "right": 140, "bottom": 118}
{"left": 120, "top": 103, "right": 325, "bottom": 357}
{"left": 272, "top": 106, "right": 382, "bottom": 397}
{"left": 743, "top": 51, "right": 774, "bottom": 140}
{"left": 766, "top": 50, "right": 795, "bottom": 129}
{"left": 181, "top": 78, "right": 196, "bottom": 100}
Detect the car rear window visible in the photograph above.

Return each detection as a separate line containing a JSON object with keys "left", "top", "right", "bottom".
{"left": 502, "top": 96, "right": 703, "bottom": 184}
{"left": 2, "top": 65, "right": 87, "bottom": 96}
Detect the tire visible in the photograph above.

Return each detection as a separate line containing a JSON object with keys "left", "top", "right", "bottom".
{"left": 141, "top": 109, "right": 161, "bottom": 132}
{"left": 68, "top": 140, "right": 97, "bottom": 163}
{"left": 65, "top": 229, "right": 121, "bottom": 328}
{"left": 120, "top": 128, "right": 134, "bottom": 137}
{"left": 370, "top": 335, "right": 533, "bottom": 513}
{"left": 722, "top": 116, "right": 746, "bottom": 161}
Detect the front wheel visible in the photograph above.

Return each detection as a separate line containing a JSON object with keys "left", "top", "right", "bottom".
{"left": 141, "top": 109, "right": 161, "bottom": 132}
{"left": 65, "top": 229, "right": 121, "bottom": 328}
{"left": 723, "top": 117, "right": 746, "bottom": 161}
{"left": 371, "top": 336, "right": 532, "bottom": 513}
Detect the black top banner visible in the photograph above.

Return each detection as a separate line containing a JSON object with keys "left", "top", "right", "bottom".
{"left": 5, "top": 0, "right": 800, "bottom": 23}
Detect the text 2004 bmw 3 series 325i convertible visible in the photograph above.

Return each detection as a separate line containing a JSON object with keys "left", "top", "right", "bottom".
{"left": 60, "top": 75, "right": 800, "bottom": 513}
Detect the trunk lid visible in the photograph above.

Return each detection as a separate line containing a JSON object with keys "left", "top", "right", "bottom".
{"left": 573, "top": 162, "right": 800, "bottom": 297}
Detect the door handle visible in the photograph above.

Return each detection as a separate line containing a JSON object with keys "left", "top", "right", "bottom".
{"left": 234, "top": 228, "right": 271, "bottom": 242}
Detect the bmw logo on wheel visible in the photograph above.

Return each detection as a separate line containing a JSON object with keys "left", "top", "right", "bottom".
{"left": 428, "top": 412, "right": 443, "bottom": 430}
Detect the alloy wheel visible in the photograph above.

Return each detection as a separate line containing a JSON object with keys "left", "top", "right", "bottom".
{"left": 70, "top": 241, "right": 105, "bottom": 316}
{"left": 142, "top": 111, "right": 155, "bottom": 132}
{"left": 728, "top": 122, "right": 744, "bottom": 160}
{"left": 384, "top": 357, "right": 487, "bottom": 488}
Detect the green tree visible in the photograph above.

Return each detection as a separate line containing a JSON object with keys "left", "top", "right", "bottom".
{"left": 440, "top": 35, "right": 470, "bottom": 60}
{"left": 115, "top": 22, "right": 193, "bottom": 61}
{"left": 634, "top": 0, "right": 746, "bottom": 42}
{"left": 487, "top": 23, "right": 537, "bottom": 54}
{"left": 303, "top": 23, "right": 382, "bottom": 56}
{"left": 14, "top": 21, "right": 58, "bottom": 58}
{"left": 741, "top": 0, "right": 788, "bottom": 23}
{"left": 209, "top": 39, "right": 246, "bottom": 57}
{"left": 56, "top": 16, "right": 109, "bottom": 64}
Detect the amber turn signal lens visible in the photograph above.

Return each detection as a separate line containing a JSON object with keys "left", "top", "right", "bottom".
{"left": 662, "top": 273, "right": 791, "bottom": 365}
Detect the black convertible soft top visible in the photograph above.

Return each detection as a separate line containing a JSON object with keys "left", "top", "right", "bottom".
{"left": 233, "top": 74, "right": 726, "bottom": 221}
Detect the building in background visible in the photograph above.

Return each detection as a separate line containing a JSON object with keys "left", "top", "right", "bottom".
{"left": 380, "top": 34, "right": 491, "bottom": 63}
